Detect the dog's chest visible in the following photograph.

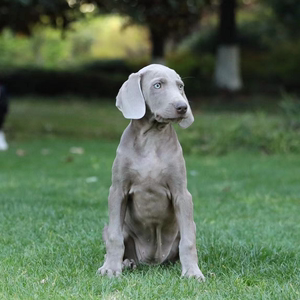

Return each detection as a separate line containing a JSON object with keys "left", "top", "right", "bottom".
{"left": 125, "top": 150, "right": 173, "bottom": 221}
{"left": 128, "top": 150, "right": 169, "bottom": 184}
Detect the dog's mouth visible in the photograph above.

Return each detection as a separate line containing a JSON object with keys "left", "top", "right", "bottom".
{"left": 155, "top": 114, "right": 184, "bottom": 124}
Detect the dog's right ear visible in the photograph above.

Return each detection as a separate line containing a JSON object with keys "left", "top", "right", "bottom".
{"left": 116, "top": 73, "right": 146, "bottom": 119}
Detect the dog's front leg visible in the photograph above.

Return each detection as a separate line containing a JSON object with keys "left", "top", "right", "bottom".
{"left": 97, "top": 186, "right": 126, "bottom": 277}
{"left": 174, "top": 190, "right": 205, "bottom": 281}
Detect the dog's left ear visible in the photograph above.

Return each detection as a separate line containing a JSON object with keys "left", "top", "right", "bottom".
{"left": 116, "top": 72, "right": 146, "bottom": 119}
{"left": 179, "top": 111, "right": 194, "bottom": 128}
{"left": 179, "top": 93, "right": 194, "bottom": 129}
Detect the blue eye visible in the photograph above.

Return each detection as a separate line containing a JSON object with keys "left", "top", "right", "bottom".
{"left": 154, "top": 83, "right": 161, "bottom": 89}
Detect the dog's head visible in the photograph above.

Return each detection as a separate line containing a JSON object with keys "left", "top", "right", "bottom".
{"left": 116, "top": 64, "right": 194, "bottom": 129}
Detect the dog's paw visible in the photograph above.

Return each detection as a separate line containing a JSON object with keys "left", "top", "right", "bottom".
{"left": 96, "top": 263, "right": 122, "bottom": 278}
{"left": 122, "top": 259, "right": 137, "bottom": 270}
{"left": 182, "top": 266, "right": 205, "bottom": 282}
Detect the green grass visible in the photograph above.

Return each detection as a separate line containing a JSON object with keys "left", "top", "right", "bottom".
{"left": 0, "top": 97, "right": 299, "bottom": 299}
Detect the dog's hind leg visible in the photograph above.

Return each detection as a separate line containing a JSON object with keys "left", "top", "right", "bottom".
{"left": 123, "top": 231, "right": 138, "bottom": 270}
{"left": 164, "top": 232, "right": 180, "bottom": 264}
{"left": 103, "top": 225, "right": 137, "bottom": 270}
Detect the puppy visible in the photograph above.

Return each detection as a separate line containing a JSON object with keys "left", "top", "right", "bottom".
{"left": 98, "top": 65, "right": 205, "bottom": 280}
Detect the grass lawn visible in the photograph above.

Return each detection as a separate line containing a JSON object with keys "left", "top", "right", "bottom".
{"left": 0, "top": 97, "right": 299, "bottom": 299}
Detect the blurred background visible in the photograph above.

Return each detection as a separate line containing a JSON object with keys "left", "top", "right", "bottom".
{"left": 0, "top": 0, "right": 300, "bottom": 154}
{"left": 1, "top": 0, "right": 300, "bottom": 96}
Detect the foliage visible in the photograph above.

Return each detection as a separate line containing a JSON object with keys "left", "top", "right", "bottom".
{"left": 1, "top": 3, "right": 300, "bottom": 94}
{"left": 0, "top": 0, "right": 208, "bottom": 58}
{"left": 176, "top": 104, "right": 300, "bottom": 155}
{"left": 167, "top": 51, "right": 215, "bottom": 94}
{"left": 70, "top": 16, "right": 150, "bottom": 61}
{"left": 177, "top": 6, "right": 300, "bottom": 92}
{"left": 279, "top": 92, "right": 300, "bottom": 130}
{"left": 88, "top": 0, "right": 206, "bottom": 57}
{"left": 0, "top": 68, "right": 130, "bottom": 98}
{"left": 5, "top": 97, "right": 300, "bottom": 156}
{"left": 0, "top": 60, "right": 216, "bottom": 98}
{"left": 0, "top": 0, "right": 82, "bottom": 34}
{"left": 241, "top": 39, "right": 300, "bottom": 90}
{"left": 186, "top": 7, "right": 283, "bottom": 54}
{"left": 91, "top": 0, "right": 205, "bottom": 39}
{"left": 0, "top": 17, "right": 150, "bottom": 69}
{"left": 264, "top": 0, "right": 300, "bottom": 36}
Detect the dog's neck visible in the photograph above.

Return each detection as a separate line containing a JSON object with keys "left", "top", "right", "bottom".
{"left": 129, "top": 118, "right": 178, "bottom": 156}
{"left": 131, "top": 105, "right": 171, "bottom": 134}
{"left": 131, "top": 116, "right": 171, "bottom": 136}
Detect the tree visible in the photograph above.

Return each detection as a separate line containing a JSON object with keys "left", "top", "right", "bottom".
{"left": 0, "top": 0, "right": 207, "bottom": 62}
{"left": 214, "top": 0, "right": 242, "bottom": 91}
{"left": 90, "top": 0, "right": 206, "bottom": 62}
{"left": 0, "top": 0, "right": 81, "bottom": 35}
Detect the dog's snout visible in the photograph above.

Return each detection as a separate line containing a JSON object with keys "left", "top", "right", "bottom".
{"left": 175, "top": 102, "right": 188, "bottom": 115}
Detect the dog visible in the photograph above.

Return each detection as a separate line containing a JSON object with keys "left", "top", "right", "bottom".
{"left": 0, "top": 84, "right": 8, "bottom": 151}
{"left": 97, "top": 64, "right": 205, "bottom": 281}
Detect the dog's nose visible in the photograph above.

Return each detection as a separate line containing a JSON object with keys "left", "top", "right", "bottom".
{"left": 175, "top": 102, "right": 188, "bottom": 115}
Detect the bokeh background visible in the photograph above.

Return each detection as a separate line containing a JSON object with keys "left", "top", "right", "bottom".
{"left": 1, "top": 0, "right": 300, "bottom": 97}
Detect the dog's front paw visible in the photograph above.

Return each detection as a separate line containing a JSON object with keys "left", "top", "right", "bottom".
{"left": 182, "top": 266, "right": 205, "bottom": 282}
{"left": 97, "top": 262, "right": 122, "bottom": 278}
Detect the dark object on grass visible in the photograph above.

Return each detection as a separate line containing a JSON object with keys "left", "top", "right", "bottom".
{"left": 0, "top": 84, "right": 9, "bottom": 150}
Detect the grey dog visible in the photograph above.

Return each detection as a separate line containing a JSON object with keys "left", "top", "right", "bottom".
{"left": 97, "top": 64, "right": 205, "bottom": 281}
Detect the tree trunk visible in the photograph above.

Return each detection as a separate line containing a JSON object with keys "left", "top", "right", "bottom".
{"left": 149, "top": 27, "right": 166, "bottom": 65}
{"left": 214, "top": 0, "right": 242, "bottom": 91}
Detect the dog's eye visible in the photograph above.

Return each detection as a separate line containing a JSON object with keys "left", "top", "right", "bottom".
{"left": 179, "top": 84, "right": 184, "bottom": 90}
{"left": 153, "top": 83, "right": 161, "bottom": 89}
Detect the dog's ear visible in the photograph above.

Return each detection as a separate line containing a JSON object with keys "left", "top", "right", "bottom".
{"left": 179, "top": 92, "right": 194, "bottom": 129}
{"left": 179, "top": 110, "right": 194, "bottom": 128}
{"left": 116, "top": 73, "right": 146, "bottom": 119}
